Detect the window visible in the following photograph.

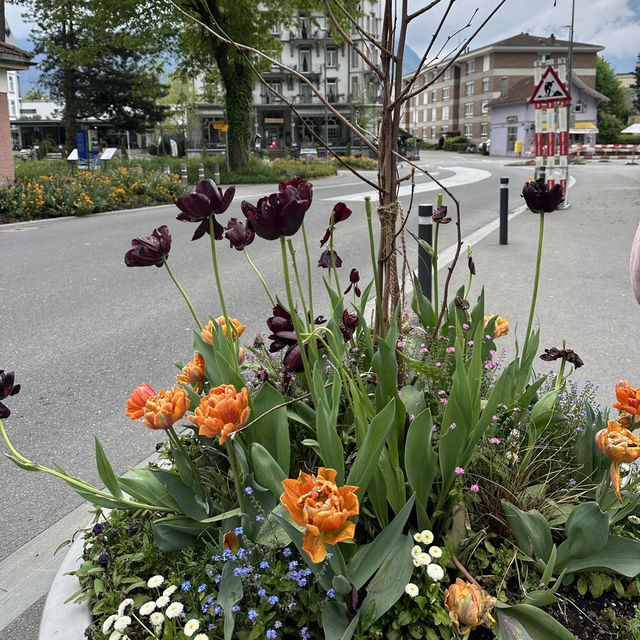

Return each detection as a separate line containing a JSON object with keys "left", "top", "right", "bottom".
{"left": 326, "top": 47, "right": 337, "bottom": 68}
{"left": 464, "top": 103, "right": 473, "bottom": 117}
{"left": 299, "top": 48, "right": 311, "bottom": 73}
{"left": 351, "top": 76, "right": 359, "bottom": 100}
{"left": 431, "top": 126, "right": 436, "bottom": 139}
{"left": 327, "top": 80, "right": 338, "bottom": 102}
{"left": 352, "top": 48, "right": 359, "bottom": 67}
{"left": 327, "top": 116, "right": 340, "bottom": 144}
{"left": 443, "top": 67, "right": 451, "bottom": 81}
{"left": 270, "top": 22, "right": 281, "bottom": 35}
{"left": 9, "top": 102, "right": 15, "bottom": 117}
{"left": 299, "top": 81, "right": 312, "bottom": 104}
{"left": 574, "top": 102, "right": 583, "bottom": 113}
{"left": 536, "top": 53, "right": 551, "bottom": 62}
{"left": 466, "top": 59, "right": 475, "bottom": 74}
{"left": 442, "top": 87, "right": 450, "bottom": 101}
{"left": 481, "top": 100, "right": 488, "bottom": 114}
{"left": 8, "top": 76, "right": 14, "bottom": 92}
{"left": 465, "top": 81, "right": 474, "bottom": 97}
{"left": 442, "top": 105, "right": 449, "bottom": 120}
{"left": 431, "top": 107, "right": 437, "bottom": 121}
{"left": 501, "top": 76, "right": 508, "bottom": 97}
{"left": 481, "top": 122, "right": 489, "bottom": 136}
{"left": 482, "top": 77, "right": 489, "bottom": 93}
{"left": 263, "top": 81, "right": 282, "bottom": 103}
{"left": 300, "top": 16, "right": 310, "bottom": 39}
{"left": 464, "top": 123, "right": 473, "bottom": 137}
{"left": 507, "top": 126, "right": 518, "bottom": 152}
{"left": 431, "top": 89, "right": 437, "bottom": 103}
{"left": 483, "top": 55, "right": 490, "bottom": 72}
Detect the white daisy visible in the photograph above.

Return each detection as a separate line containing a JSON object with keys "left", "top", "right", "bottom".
{"left": 166, "top": 601, "right": 184, "bottom": 619}
{"left": 117, "top": 599, "right": 134, "bottom": 617}
{"left": 163, "top": 585, "right": 178, "bottom": 597}
{"left": 417, "top": 552, "right": 432, "bottom": 566}
{"left": 429, "top": 545, "right": 443, "bottom": 558}
{"left": 114, "top": 616, "right": 131, "bottom": 632}
{"left": 184, "top": 618, "right": 200, "bottom": 637}
{"left": 427, "top": 563, "right": 445, "bottom": 581}
{"left": 102, "top": 614, "right": 118, "bottom": 634}
{"left": 412, "top": 558, "right": 421, "bottom": 567}
{"left": 419, "top": 529, "right": 434, "bottom": 544}
{"left": 150, "top": 612, "right": 165, "bottom": 627}
{"left": 628, "top": 515, "right": 640, "bottom": 525}
{"left": 412, "top": 532, "right": 422, "bottom": 542}
{"left": 147, "top": 575, "right": 165, "bottom": 589}
{"left": 411, "top": 544, "right": 422, "bottom": 558}
{"left": 108, "top": 631, "right": 122, "bottom": 640}
{"left": 139, "top": 601, "right": 156, "bottom": 616}
{"left": 404, "top": 583, "right": 419, "bottom": 597}
{"left": 193, "top": 634, "right": 209, "bottom": 640}
{"left": 156, "top": 595, "right": 170, "bottom": 608}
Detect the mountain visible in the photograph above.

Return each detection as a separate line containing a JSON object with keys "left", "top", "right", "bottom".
{"left": 401, "top": 42, "right": 422, "bottom": 75}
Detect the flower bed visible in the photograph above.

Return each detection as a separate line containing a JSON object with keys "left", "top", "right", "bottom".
{"left": 3, "top": 177, "right": 640, "bottom": 640}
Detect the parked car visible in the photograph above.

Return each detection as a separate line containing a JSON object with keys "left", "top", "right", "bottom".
{"left": 479, "top": 139, "right": 491, "bottom": 155}
{"left": 299, "top": 144, "right": 318, "bottom": 160}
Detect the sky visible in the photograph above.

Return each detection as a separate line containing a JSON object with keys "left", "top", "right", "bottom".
{"left": 5, "top": 0, "right": 639, "bottom": 95}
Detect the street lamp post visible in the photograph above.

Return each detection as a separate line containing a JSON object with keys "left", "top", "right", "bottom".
{"left": 563, "top": 0, "right": 576, "bottom": 208}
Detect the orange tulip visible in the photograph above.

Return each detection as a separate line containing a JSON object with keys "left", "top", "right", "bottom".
{"left": 444, "top": 578, "right": 497, "bottom": 635}
{"left": 188, "top": 384, "right": 249, "bottom": 444}
{"left": 595, "top": 419, "right": 640, "bottom": 501}
{"left": 281, "top": 467, "right": 359, "bottom": 564}
{"left": 139, "top": 387, "right": 189, "bottom": 430}
{"left": 201, "top": 317, "right": 246, "bottom": 344}
{"left": 176, "top": 353, "right": 206, "bottom": 393}
{"left": 613, "top": 380, "right": 640, "bottom": 423}
{"left": 125, "top": 383, "right": 156, "bottom": 420}
{"left": 223, "top": 530, "right": 239, "bottom": 554}
{"left": 484, "top": 314, "right": 509, "bottom": 339}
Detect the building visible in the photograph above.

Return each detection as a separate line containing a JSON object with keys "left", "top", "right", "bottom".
{"left": 403, "top": 33, "right": 603, "bottom": 153}
{"left": 194, "top": 1, "right": 382, "bottom": 154}
{"left": 618, "top": 63, "right": 639, "bottom": 121}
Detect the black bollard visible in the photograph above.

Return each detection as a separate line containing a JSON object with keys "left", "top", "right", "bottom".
{"left": 418, "top": 204, "right": 433, "bottom": 301}
{"left": 499, "top": 177, "right": 509, "bottom": 245}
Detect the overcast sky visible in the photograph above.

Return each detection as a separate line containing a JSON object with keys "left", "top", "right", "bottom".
{"left": 6, "top": 0, "right": 639, "bottom": 94}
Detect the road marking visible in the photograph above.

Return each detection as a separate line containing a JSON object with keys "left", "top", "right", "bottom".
{"left": 322, "top": 166, "right": 491, "bottom": 201}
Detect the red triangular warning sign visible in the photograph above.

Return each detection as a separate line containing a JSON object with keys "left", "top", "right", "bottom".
{"left": 529, "top": 66, "right": 571, "bottom": 103}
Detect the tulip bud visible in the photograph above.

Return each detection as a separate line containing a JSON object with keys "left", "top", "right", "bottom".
{"left": 444, "top": 578, "right": 497, "bottom": 634}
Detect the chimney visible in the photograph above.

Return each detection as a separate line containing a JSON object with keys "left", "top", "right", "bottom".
{"left": 550, "top": 33, "right": 556, "bottom": 44}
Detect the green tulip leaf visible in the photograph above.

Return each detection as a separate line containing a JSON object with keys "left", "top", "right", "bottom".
{"left": 218, "top": 561, "right": 243, "bottom": 640}
{"left": 495, "top": 603, "right": 576, "bottom": 640}
{"left": 562, "top": 535, "right": 640, "bottom": 577}
{"left": 502, "top": 500, "right": 553, "bottom": 562}
{"left": 94, "top": 437, "right": 123, "bottom": 499}
{"left": 250, "top": 443, "right": 287, "bottom": 499}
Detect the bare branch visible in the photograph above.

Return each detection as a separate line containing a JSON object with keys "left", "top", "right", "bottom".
{"left": 323, "top": 0, "right": 384, "bottom": 80}
{"left": 406, "top": 0, "right": 443, "bottom": 22}
{"left": 330, "top": 0, "right": 394, "bottom": 58}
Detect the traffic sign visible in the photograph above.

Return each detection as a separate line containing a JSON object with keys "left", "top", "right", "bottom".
{"left": 213, "top": 120, "right": 227, "bottom": 130}
{"left": 529, "top": 66, "right": 571, "bottom": 104}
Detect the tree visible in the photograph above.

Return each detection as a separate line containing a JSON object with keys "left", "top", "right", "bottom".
{"left": 633, "top": 53, "right": 640, "bottom": 112}
{"left": 17, "top": 0, "right": 174, "bottom": 150}
{"left": 596, "top": 56, "right": 630, "bottom": 142}
{"left": 23, "top": 88, "right": 47, "bottom": 100}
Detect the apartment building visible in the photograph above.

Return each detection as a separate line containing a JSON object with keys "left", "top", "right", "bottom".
{"left": 404, "top": 33, "right": 603, "bottom": 148}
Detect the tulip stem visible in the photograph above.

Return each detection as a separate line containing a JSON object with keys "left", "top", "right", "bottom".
{"left": 226, "top": 439, "right": 247, "bottom": 518}
{"left": 555, "top": 339, "right": 567, "bottom": 389}
{"left": 525, "top": 212, "right": 545, "bottom": 347}
{"left": 162, "top": 258, "right": 203, "bottom": 331}
{"left": 243, "top": 249, "right": 276, "bottom": 307}
{"left": 433, "top": 223, "right": 440, "bottom": 318}
{"left": 328, "top": 220, "right": 342, "bottom": 298}
{"left": 280, "top": 236, "right": 312, "bottom": 382}
{"left": 288, "top": 239, "right": 311, "bottom": 332}
{"left": 365, "top": 196, "right": 384, "bottom": 338}
{"left": 451, "top": 553, "right": 483, "bottom": 590}
{"left": 167, "top": 426, "right": 205, "bottom": 499}
{"left": 301, "top": 223, "right": 315, "bottom": 330}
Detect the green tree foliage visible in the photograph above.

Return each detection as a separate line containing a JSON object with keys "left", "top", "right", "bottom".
{"left": 22, "top": 88, "right": 48, "bottom": 100}
{"left": 595, "top": 56, "right": 630, "bottom": 142}
{"left": 633, "top": 53, "right": 640, "bottom": 112}
{"left": 18, "top": 0, "right": 174, "bottom": 150}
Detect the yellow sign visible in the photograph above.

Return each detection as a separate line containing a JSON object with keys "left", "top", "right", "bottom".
{"left": 213, "top": 120, "right": 227, "bottom": 130}
{"left": 514, "top": 141, "right": 522, "bottom": 153}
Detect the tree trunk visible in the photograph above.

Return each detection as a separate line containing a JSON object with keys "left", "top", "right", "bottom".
{"left": 220, "top": 59, "right": 253, "bottom": 170}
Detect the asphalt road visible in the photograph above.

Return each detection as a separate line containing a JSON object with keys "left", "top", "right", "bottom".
{"left": 2, "top": 151, "right": 638, "bottom": 638}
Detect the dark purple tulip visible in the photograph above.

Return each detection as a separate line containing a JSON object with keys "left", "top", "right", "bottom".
{"left": 175, "top": 179, "right": 235, "bottom": 241}
{"left": 267, "top": 304, "right": 297, "bottom": 353}
{"left": 318, "top": 249, "right": 342, "bottom": 268}
{"left": 432, "top": 205, "right": 451, "bottom": 224}
{"left": 344, "top": 269, "right": 361, "bottom": 297}
{"left": 0, "top": 370, "right": 20, "bottom": 419}
{"left": 338, "top": 309, "right": 359, "bottom": 341}
{"left": 468, "top": 256, "right": 476, "bottom": 275}
{"left": 225, "top": 217, "right": 255, "bottom": 251}
{"left": 320, "top": 202, "right": 353, "bottom": 246}
{"left": 124, "top": 225, "right": 172, "bottom": 267}
{"left": 283, "top": 343, "right": 308, "bottom": 373}
{"left": 280, "top": 177, "right": 313, "bottom": 212}
{"left": 540, "top": 347, "right": 583, "bottom": 368}
{"left": 522, "top": 178, "right": 564, "bottom": 213}
{"left": 241, "top": 185, "right": 309, "bottom": 240}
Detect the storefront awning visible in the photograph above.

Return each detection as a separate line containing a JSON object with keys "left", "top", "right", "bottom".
{"left": 570, "top": 121, "right": 597, "bottom": 134}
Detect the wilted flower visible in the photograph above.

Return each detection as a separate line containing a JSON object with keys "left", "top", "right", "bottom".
{"left": 175, "top": 179, "right": 235, "bottom": 241}
{"left": 139, "top": 387, "right": 189, "bottom": 430}
{"left": 539, "top": 347, "right": 583, "bottom": 368}
{"left": 521, "top": 177, "right": 564, "bottom": 213}
{"left": 201, "top": 317, "right": 246, "bottom": 344}
{"left": 241, "top": 183, "right": 310, "bottom": 240}
{"left": 125, "top": 383, "right": 157, "bottom": 420}
{"left": 281, "top": 467, "right": 359, "bottom": 563}
{"left": 225, "top": 217, "right": 255, "bottom": 251}
{"left": 283, "top": 343, "right": 308, "bottom": 373}
{"left": 188, "top": 384, "right": 250, "bottom": 444}
{"left": 432, "top": 205, "right": 451, "bottom": 224}
{"left": 613, "top": 380, "right": 640, "bottom": 423}
{"left": 320, "top": 202, "right": 352, "bottom": 246}
{"left": 484, "top": 314, "right": 509, "bottom": 339}
{"left": 0, "top": 370, "right": 20, "bottom": 419}
{"left": 455, "top": 297, "right": 470, "bottom": 310}
{"left": 468, "top": 255, "right": 476, "bottom": 275}
{"left": 343, "top": 269, "right": 361, "bottom": 297}
{"left": 124, "top": 225, "right": 172, "bottom": 267}
{"left": 176, "top": 353, "right": 206, "bottom": 394}
{"left": 318, "top": 249, "right": 342, "bottom": 268}
{"left": 338, "top": 309, "right": 359, "bottom": 341}
{"left": 266, "top": 304, "right": 297, "bottom": 352}
{"left": 595, "top": 418, "right": 640, "bottom": 500}
{"left": 444, "top": 578, "right": 497, "bottom": 635}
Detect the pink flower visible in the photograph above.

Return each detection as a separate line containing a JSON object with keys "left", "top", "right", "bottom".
{"left": 470, "top": 484, "right": 479, "bottom": 493}
{"left": 490, "top": 437, "right": 501, "bottom": 444}
{"left": 492, "top": 415, "right": 498, "bottom": 421}
{"left": 449, "top": 422, "right": 457, "bottom": 429}
{"left": 420, "top": 348, "right": 428, "bottom": 354}
{"left": 438, "top": 390, "right": 446, "bottom": 395}
{"left": 455, "top": 467, "right": 464, "bottom": 475}
{"left": 397, "top": 341, "right": 405, "bottom": 349}
{"left": 446, "top": 347, "right": 455, "bottom": 354}
{"left": 435, "top": 362, "right": 442, "bottom": 367}
{"left": 462, "top": 323, "right": 469, "bottom": 330}
{"left": 467, "top": 341, "right": 474, "bottom": 346}
{"left": 441, "top": 398, "right": 448, "bottom": 405}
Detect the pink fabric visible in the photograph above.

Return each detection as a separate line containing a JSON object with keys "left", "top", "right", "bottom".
{"left": 631, "top": 222, "right": 640, "bottom": 304}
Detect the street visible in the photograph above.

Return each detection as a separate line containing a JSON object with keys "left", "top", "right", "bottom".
{"left": 1, "top": 151, "right": 639, "bottom": 638}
